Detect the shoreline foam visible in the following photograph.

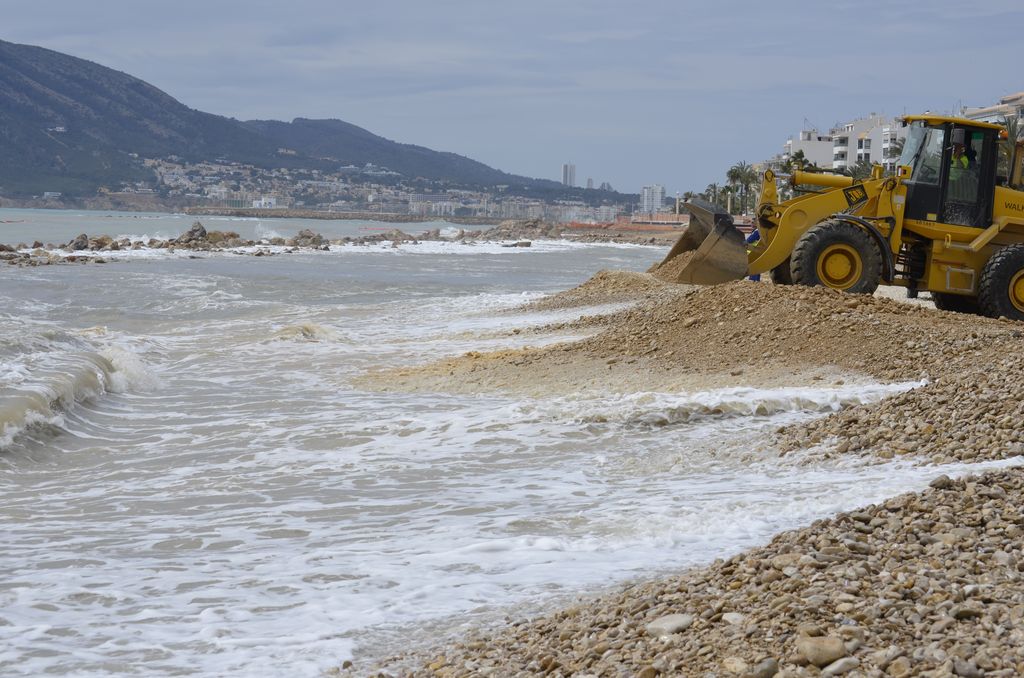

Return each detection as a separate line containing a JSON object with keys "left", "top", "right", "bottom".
{"left": 352, "top": 269, "right": 1024, "bottom": 677}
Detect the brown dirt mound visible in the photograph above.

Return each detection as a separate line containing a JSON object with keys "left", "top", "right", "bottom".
{"left": 522, "top": 269, "right": 686, "bottom": 311}
{"left": 578, "top": 280, "right": 1010, "bottom": 383}
{"left": 359, "top": 279, "right": 1023, "bottom": 398}
{"left": 648, "top": 250, "right": 696, "bottom": 282}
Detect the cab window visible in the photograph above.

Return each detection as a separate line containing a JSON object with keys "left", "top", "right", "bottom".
{"left": 900, "top": 123, "right": 944, "bottom": 185}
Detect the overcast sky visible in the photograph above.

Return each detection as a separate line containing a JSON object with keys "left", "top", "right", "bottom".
{"left": 5, "top": 0, "right": 1023, "bottom": 195}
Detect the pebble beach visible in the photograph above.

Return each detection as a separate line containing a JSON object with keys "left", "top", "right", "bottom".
{"left": 356, "top": 267, "right": 1024, "bottom": 677}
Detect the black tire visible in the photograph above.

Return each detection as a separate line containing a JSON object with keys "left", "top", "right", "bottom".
{"left": 770, "top": 257, "right": 794, "bottom": 285}
{"left": 932, "top": 291, "right": 981, "bottom": 315}
{"left": 978, "top": 244, "right": 1024, "bottom": 320}
{"left": 791, "top": 221, "right": 882, "bottom": 294}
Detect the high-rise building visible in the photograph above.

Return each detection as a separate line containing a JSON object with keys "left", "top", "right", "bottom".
{"left": 586, "top": 177, "right": 594, "bottom": 190}
{"left": 561, "top": 163, "right": 576, "bottom": 187}
{"left": 640, "top": 184, "right": 665, "bottom": 213}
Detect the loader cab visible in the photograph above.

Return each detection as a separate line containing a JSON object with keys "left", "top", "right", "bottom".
{"left": 899, "top": 118, "right": 999, "bottom": 228}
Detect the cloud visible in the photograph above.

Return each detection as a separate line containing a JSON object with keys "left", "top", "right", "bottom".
{"left": 546, "top": 29, "right": 649, "bottom": 45}
{"left": 4, "top": 0, "right": 1024, "bottom": 192}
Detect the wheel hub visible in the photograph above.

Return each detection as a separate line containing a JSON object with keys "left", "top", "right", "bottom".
{"left": 1010, "top": 270, "right": 1024, "bottom": 313}
{"left": 816, "top": 244, "right": 862, "bottom": 290}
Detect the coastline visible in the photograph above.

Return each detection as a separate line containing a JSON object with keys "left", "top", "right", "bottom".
{"left": 352, "top": 272, "right": 1024, "bottom": 676}
{"left": 182, "top": 206, "right": 507, "bottom": 226}
{"left": 0, "top": 217, "right": 681, "bottom": 267}
{"left": 6, "top": 214, "right": 1021, "bottom": 676}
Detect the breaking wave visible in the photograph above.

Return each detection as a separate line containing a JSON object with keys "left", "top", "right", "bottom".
{"left": 0, "top": 319, "right": 156, "bottom": 450}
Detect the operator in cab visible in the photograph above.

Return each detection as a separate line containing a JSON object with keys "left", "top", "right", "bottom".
{"left": 951, "top": 139, "right": 970, "bottom": 173}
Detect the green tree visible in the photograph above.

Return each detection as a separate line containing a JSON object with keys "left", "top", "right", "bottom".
{"left": 790, "top": 149, "right": 808, "bottom": 171}
{"left": 738, "top": 162, "right": 758, "bottom": 214}
{"left": 719, "top": 184, "right": 736, "bottom": 212}
{"left": 703, "top": 183, "right": 719, "bottom": 205}
{"left": 849, "top": 159, "right": 874, "bottom": 181}
{"left": 887, "top": 137, "right": 905, "bottom": 161}
{"left": 999, "top": 115, "right": 1023, "bottom": 182}
{"left": 725, "top": 164, "right": 742, "bottom": 214}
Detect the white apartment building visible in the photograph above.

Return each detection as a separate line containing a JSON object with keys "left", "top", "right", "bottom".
{"left": 962, "top": 92, "right": 1024, "bottom": 123}
{"left": 782, "top": 128, "right": 834, "bottom": 168}
{"left": 639, "top": 184, "right": 665, "bottom": 213}
{"left": 408, "top": 194, "right": 458, "bottom": 217}
{"left": 829, "top": 114, "right": 906, "bottom": 174}
{"left": 767, "top": 115, "right": 907, "bottom": 179}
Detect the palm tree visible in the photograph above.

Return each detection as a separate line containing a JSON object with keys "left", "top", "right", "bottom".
{"left": 738, "top": 162, "right": 758, "bottom": 214}
{"left": 726, "top": 163, "right": 743, "bottom": 214}
{"left": 703, "top": 183, "right": 719, "bottom": 205}
{"left": 887, "top": 137, "right": 905, "bottom": 161}
{"left": 719, "top": 185, "right": 736, "bottom": 212}
{"left": 999, "top": 115, "right": 1023, "bottom": 182}
{"left": 849, "top": 159, "right": 874, "bottom": 181}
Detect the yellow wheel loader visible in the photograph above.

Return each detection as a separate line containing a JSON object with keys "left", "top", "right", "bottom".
{"left": 655, "top": 115, "right": 1024, "bottom": 320}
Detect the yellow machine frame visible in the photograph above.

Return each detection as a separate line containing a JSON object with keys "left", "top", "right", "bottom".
{"left": 665, "top": 115, "right": 1024, "bottom": 318}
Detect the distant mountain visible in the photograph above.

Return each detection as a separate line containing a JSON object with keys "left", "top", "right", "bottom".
{"left": 244, "top": 118, "right": 526, "bottom": 187}
{"left": 0, "top": 39, "right": 622, "bottom": 201}
{"left": 0, "top": 39, "right": 299, "bottom": 195}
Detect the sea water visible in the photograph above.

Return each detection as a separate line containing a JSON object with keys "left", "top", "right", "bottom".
{"left": 0, "top": 211, "right": 1015, "bottom": 677}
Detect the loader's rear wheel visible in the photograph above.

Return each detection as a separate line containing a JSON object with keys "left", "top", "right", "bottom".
{"left": 770, "top": 258, "right": 793, "bottom": 285}
{"left": 932, "top": 292, "right": 981, "bottom": 315}
{"left": 791, "top": 221, "right": 881, "bottom": 294}
{"left": 978, "top": 244, "right": 1024, "bottom": 320}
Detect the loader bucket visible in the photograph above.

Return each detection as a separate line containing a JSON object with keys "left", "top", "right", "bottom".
{"left": 654, "top": 199, "right": 749, "bottom": 284}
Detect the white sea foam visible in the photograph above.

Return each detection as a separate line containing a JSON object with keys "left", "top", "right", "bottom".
{"left": 521, "top": 381, "right": 926, "bottom": 426}
{"left": 328, "top": 239, "right": 660, "bottom": 255}
{"left": 254, "top": 223, "right": 285, "bottom": 240}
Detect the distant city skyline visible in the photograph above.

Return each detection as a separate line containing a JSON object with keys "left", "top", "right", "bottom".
{"left": 561, "top": 163, "right": 576, "bottom": 188}
{"left": 4, "top": 0, "right": 1023, "bottom": 195}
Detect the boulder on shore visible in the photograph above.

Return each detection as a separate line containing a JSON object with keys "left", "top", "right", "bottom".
{"left": 177, "top": 221, "right": 208, "bottom": 244}
{"left": 289, "top": 229, "right": 327, "bottom": 248}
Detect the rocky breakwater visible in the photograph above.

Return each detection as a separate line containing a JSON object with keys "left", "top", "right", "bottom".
{"left": 366, "top": 469, "right": 1024, "bottom": 677}
{"left": 337, "top": 219, "right": 561, "bottom": 248}
{"left": 0, "top": 222, "right": 338, "bottom": 266}
{"left": 0, "top": 217, "right": 579, "bottom": 266}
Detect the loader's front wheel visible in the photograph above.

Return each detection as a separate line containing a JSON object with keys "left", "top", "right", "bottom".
{"left": 791, "top": 221, "right": 881, "bottom": 294}
{"left": 979, "top": 244, "right": 1024, "bottom": 320}
{"left": 770, "top": 258, "right": 793, "bottom": 285}
{"left": 932, "top": 292, "right": 981, "bottom": 315}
